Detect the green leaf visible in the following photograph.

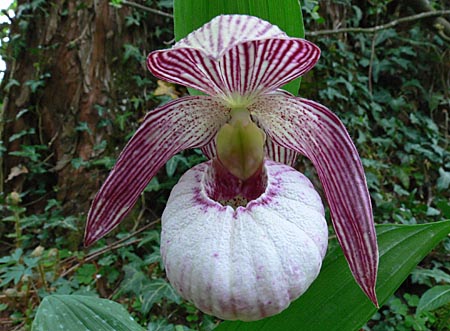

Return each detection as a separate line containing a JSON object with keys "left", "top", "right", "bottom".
{"left": 417, "top": 285, "right": 450, "bottom": 313}
{"left": 142, "top": 279, "right": 181, "bottom": 314}
{"left": 411, "top": 267, "right": 450, "bottom": 286}
{"left": 173, "top": 0, "right": 304, "bottom": 96}
{"left": 32, "top": 295, "right": 145, "bottom": 331}
{"left": 119, "top": 266, "right": 181, "bottom": 314}
{"left": 75, "top": 263, "right": 97, "bottom": 285}
{"left": 165, "top": 154, "right": 188, "bottom": 178}
{"left": 214, "top": 221, "right": 450, "bottom": 331}
{"left": 148, "top": 319, "right": 175, "bottom": 331}
{"left": 123, "top": 43, "right": 144, "bottom": 62}
{"left": 120, "top": 265, "right": 148, "bottom": 295}
{"left": 8, "top": 128, "right": 36, "bottom": 142}
{"left": 109, "top": 0, "right": 123, "bottom": 9}
{"left": 5, "top": 78, "right": 20, "bottom": 91}
{"left": 437, "top": 167, "right": 450, "bottom": 191}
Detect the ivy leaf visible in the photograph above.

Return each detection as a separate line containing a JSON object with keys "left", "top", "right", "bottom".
{"left": 123, "top": 44, "right": 144, "bottom": 62}
{"left": 120, "top": 266, "right": 148, "bottom": 295}
{"left": 437, "top": 167, "right": 450, "bottom": 191}
{"left": 119, "top": 266, "right": 181, "bottom": 314}
{"left": 141, "top": 279, "right": 181, "bottom": 314}
{"left": 8, "top": 128, "right": 36, "bottom": 142}
{"left": 411, "top": 268, "right": 450, "bottom": 287}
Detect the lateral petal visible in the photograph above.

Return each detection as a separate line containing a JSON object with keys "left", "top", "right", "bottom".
{"left": 251, "top": 95, "right": 379, "bottom": 306}
{"left": 84, "top": 97, "right": 229, "bottom": 246}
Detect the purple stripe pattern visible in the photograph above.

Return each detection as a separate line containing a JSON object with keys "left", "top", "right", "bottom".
{"left": 85, "top": 14, "right": 378, "bottom": 307}
{"left": 173, "top": 15, "right": 286, "bottom": 58}
{"left": 201, "top": 140, "right": 217, "bottom": 159}
{"left": 251, "top": 95, "right": 379, "bottom": 305}
{"left": 265, "top": 138, "right": 298, "bottom": 167}
{"left": 147, "top": 16, "right": 320, "bottom": 101}
{"left": 84, "top": 97, "right": 229, "bottom": 245}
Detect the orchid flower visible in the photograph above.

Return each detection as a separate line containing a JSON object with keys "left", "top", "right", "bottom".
{"left": 84, "top": 15, "right": 378, "bottom": 321}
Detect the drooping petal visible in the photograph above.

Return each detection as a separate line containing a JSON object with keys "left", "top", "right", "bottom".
{"left": 84, "top": 96, "right": 230, "bottom": 246}
{"left": 161, "top": 160, "right": 328, "bottom": 321}
{"left": 251, "top": 95, "right": 379, "bottom": 306}
{"left": 147, "top": 15, "right": 320, "bottom": 100}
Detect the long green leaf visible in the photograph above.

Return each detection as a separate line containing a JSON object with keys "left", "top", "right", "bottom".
{"left": 215, "top": 221, "right": 450, "bottom": 331}
{"left": 417, "top": 285, "right": 450, "bottom": 313}
{"left": 32, "top": 295, "right": 145, "bottom": 331}
{"left": 173, "top": 0, "right": 304, "bottom": 95}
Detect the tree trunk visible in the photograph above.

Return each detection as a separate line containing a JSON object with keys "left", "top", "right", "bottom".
{"left": 1, "top": 0, "right": 166, "bottom": 235}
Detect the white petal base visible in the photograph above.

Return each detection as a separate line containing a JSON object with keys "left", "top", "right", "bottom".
{"left": 161, "top": 160, "right": 328, "bottom": 321}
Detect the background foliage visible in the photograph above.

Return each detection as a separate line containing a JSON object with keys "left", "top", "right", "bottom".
{"left": 0, "top": 0, "right": 449, "bottom": 330}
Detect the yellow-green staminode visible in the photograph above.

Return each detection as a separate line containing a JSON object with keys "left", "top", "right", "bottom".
{"left": 216, "top": 108, "right": 265, "bottom": 180}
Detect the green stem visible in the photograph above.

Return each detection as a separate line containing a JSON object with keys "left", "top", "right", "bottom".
{"left": 14, "top": 208, "right": 22, "bottom": 249}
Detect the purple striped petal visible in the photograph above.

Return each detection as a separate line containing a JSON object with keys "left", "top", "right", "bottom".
{"left": 84, "top": 96, "right": 229, "bottom": 246}
{"left": 200, "top": 140, "right": 216, "bottom": 159}
{"left": 174, "top": 15, "right": 286, "bottom": 58}
{"left": 218, "top": 38, "right": 320, "bottom": 98}
{"left": 262, "top": 90, "right": 298, "bottom": 166}
{"left": 265, "top": 138, "right": 298, "bottom": 167}
{"left": 147, "top": 15, "right": 285, "bottom": 98}
{"left": 147, "top": 15, "right": 320, "bottom": 99}
{"left": 250, "top": 95, "right": 379, "bottom": 306}
{"left": 147, "top": 48, "right": 225, "bottom": 96}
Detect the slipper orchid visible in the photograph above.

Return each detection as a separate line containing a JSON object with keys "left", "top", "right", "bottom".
{"left": 84, "top": 15, "right": 378, "bottom": 321}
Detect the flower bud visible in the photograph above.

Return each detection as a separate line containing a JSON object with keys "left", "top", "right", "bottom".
{"left": 31, "top": 245, "right": 45, "bottom": 257}
{"left": 7, "top": 191, "right": 21, "bottom": 205}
